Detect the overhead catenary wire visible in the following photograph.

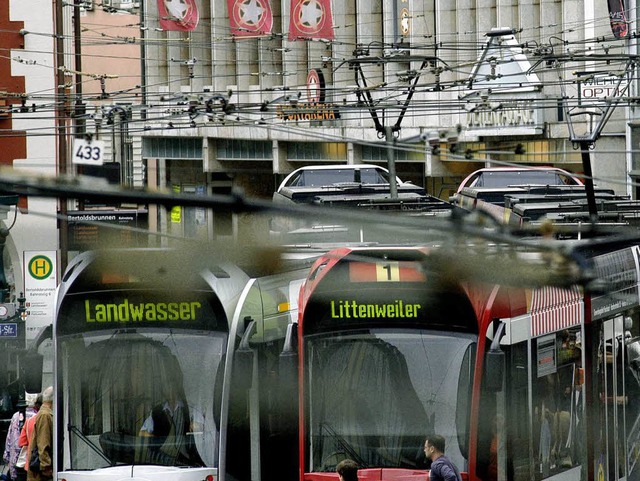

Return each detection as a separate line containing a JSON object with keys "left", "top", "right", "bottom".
{"left": 0, "top": 2, "right": 637, "bottom": 192}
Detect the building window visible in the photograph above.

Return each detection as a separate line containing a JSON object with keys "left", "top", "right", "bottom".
{"left": 362, "top": 144, "right": 414, "bottom": 162}
{"left": 142, "top": 138, "right": 202, "bottom": 160}
{"left": 216, "top": 139, "right": 272, "bottom": 160}
{"left": 287, "top": 142, "right": 347, "bottom": 161}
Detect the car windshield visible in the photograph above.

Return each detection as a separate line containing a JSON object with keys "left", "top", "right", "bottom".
{"left": 305, "top": 330, "right": 476, "bottom": 472}
{"left": 474, "top": 170, "right": 574, "bottom": 188}
{"left": 287, "top": 168, "right": 389, "bottom": 187}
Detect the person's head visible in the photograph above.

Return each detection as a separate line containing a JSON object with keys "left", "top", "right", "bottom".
{"left": 336, "top": 459, "right": 359, "bottom": 481}
{"left": 424, "top": 434, "right": 446, "bottom": 461}
{"left": 42, "top": 386, "right": 54, "bottom": 404}
{"left": 32, "top": 393, "right": 43, "bottom": 411}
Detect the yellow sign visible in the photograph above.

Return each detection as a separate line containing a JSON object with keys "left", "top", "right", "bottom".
{"left": 171, "top": 206, "right": 182, "bottom": 223}
{"left": 28, "top": 255, "right": 53, "bottom": 280}
{"left": 171, "top": 184, "right": 181, "bottom": 223}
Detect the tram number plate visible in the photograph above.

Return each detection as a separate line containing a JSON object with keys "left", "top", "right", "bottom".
{"left": 349, "top": 261, "right": 425, "bottom": 282}
{"left": 0, "top": 323, "right": 17, "bottom": 337}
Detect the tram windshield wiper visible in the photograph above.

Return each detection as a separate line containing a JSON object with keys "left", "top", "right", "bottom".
{"left": 320, "top": 422, "right": 367, "bottom": 469}
{"left": 68, "top": 424, "right": 113, "bottom": 466}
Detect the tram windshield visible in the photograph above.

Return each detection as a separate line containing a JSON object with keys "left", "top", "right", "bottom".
{"left": 58, "top": 329, "right": 225, "bottom": 470}
{"left": 305, "top": 329, "right": 475, "bottom": 472}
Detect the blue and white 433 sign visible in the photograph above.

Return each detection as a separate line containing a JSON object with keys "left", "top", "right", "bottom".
{"left": 72, "top": 138, "right": 105, "bottom": 165}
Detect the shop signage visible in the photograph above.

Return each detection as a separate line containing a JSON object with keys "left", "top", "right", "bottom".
{"left": 276, "top": 104, "right": 340, "bottom": 122}
{"left": 465, "top": 98, "right": 542, "bottom": 136}
{"left": 578, "top": 72, "right": 629, "bottom": 106}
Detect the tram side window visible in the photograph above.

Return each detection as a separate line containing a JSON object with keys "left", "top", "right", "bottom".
{"left": 532, "top": 329, "right": 583, "bottom": 481}
{"left": 595, "top": 315, "right": 640, "bottom": 481}
{"left": 506, "top": 341, "right": 531, "bottom": 481}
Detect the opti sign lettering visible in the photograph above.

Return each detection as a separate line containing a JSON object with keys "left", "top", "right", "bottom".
{"left": 85, "top": 299, "right": 202, "bottom": 323}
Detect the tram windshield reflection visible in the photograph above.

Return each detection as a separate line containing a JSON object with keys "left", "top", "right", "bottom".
{"left": 59, "top": 330, "right": 225, "bottom": 469}
{"left": 306, "top": 330, "right": 475, "bottom": 472}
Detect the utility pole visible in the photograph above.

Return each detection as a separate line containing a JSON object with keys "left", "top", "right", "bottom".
{"left": 139, "top": 0, "right": 148, "bottom": 121}
{"left": 627, "top": 0, "right": 639, "bottom": 199}
{"left": 54, "top": 0, "right": 69, "bottom": 271}
{"left": 350, "top": 50, "right": 438, "bottom": 198}
{"left": 73, "top": 0, "right": 85, "bottom": 139}
{"left": 385, "top": 126, "right": 398, "bottom": 199}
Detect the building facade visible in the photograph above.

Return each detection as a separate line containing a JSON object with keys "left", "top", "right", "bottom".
{"left": 1, "top": 1, "right": 58, "bottom": 340}
{"left": 0, "top": 0, "right": 637, "bottom": 338}
{"left": 0, "top": 1, "right": 142, "bottom": 340}
{"left": 134, "top": 0, "right": 632, "bottom": 246}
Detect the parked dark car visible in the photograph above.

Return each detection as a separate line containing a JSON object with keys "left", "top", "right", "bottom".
{"left": 273, "top": 164, "right": 425, "bottom": 205}
{"left": 450, "top": 166, "right": 583, "bottom": 204}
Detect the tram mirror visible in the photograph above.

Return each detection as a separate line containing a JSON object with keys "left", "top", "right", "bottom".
{"left": 484, "top": 350, "right": 504, "bottom": 392}
{"left": 19, "top": 351, "right": 43, "bottom": 393}
{"left": 243, "top": 315, "right": 253, "bottom": 332}
{"left": 278, "top": 322, "right": 298, "bottom": 424}
{"left": 235, "top": 319, "right": 257, "bottom": 390}
{"left": 279, "top": 322, "right": 298, "bottom": 388}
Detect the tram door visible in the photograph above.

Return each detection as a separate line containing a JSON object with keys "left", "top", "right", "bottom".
{"left": 596, "top": 316, "right": 639, "bottom": 481}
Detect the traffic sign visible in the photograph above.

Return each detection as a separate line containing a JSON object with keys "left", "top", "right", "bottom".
{"left": 72, "top": 138, "right": 105, "bottom": 165}
{"left": 28, "top": 255, "right": 53, "bottom": 280}
{"left": 0, "top": 303, "right": 16, "bottom": 319}
{"left": 0, "top": 323, "right": 17, "bottom": 337}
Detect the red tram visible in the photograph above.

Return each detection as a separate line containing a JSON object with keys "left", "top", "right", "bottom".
{"left": 294, "top": 244, "right": 640, "bottom": 481}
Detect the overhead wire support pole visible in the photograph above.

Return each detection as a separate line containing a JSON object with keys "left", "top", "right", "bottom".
{"left": 579, "top": 141, "right": 599, "bottom": 220}
{"left": 392, "top": 58, "right": 431, "bottom": 132}
{"left": 557, "top": 56, "right": 638, "bottom": 221}
{"left": 385, "top": 126, "right": 398, "bottom": 199}
{"left": 351, "top": 61, "right": 385, "bottom": 135}
{"left": 350, "top": 54, "right": 440, "bottom": 136}
{"left": 349, "top": 53, "right": 441, "bottom": 197}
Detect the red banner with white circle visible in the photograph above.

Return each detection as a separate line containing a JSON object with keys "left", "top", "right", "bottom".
{"left": 158, "top": 0, "right": 199, "bottom": 31}
{"left": 228, "top": 0, "right": 273, "bottom": 37}
{"left": 288, "top": 0, "right": 334, "bottom": 41}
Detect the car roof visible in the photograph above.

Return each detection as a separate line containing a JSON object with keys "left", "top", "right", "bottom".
{"left": 276, "top": 164, "right": 401, "bottom": 192}
{"left": 456, "top": 166, "right": 583, "bottom": 192}
{"left": 284, "top": 164, "right": 389, "bottom": 171}
{"left": 469, "top": 167, "right": 574, "bottom": 172}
